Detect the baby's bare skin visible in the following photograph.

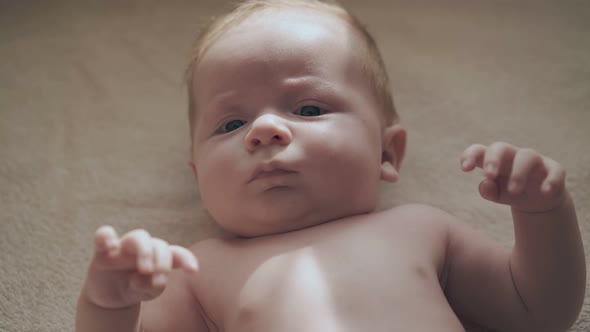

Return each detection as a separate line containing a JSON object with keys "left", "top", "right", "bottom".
{"left": 144, "top": 205, "right": 466, "bottom": 332}
{"left": 76, "top": 3, "right": 585, "bottom": 332}
{"left": 78, "top": 140, "right": 585, "bottom": 332}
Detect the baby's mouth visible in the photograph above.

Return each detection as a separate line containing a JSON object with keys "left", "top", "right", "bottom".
{"left": 248, "top": 162, "right": 297, "bottom": 183}
{"left": 251, "top": 169, "right": 293, "bottom": 181}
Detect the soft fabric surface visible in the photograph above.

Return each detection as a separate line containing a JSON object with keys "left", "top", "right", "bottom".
{"left": 1, "top": 1, "right": 588, "bottom": 331}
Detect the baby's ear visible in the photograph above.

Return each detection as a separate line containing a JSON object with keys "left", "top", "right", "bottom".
{"left": 380, "top": 124, "right": 406, "bottom": 183}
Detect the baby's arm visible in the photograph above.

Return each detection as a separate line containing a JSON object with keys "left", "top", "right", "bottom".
{"left": 444, "top": 142, "right": 585, "bottom": 332}
{"left": 75, "top": 226, "right": 202, "bottom": 332}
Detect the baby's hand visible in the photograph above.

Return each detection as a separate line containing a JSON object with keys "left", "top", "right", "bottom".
{"left": 83, "top": 226, "right": 198, "bottom": 309}
{"left": 460, "top": 142, "right": 567, "bottom": 213}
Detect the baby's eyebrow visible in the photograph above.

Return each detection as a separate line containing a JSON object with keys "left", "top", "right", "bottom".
{"left": 282, "top": 76, "right": 334, "bottom": 92}
{"left": 195, "top": 90, "right": 239, "bottom": 131}
{"left": 207, "top": 89, "right": 239, "bottom": 109}
{"left": 280, "top": 77, "right": 344, "bottom": 103}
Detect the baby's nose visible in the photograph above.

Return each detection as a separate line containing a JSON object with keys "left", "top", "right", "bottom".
{"left": 244, "top": 113, "right": 292, "bottom": 152}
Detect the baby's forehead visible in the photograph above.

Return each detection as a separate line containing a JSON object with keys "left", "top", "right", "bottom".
{"left": 197, "top": 7, "right": 364, "bottom": 78}
{"left": 240, "top": 5, "right": 346, "bottom": 26}
{"left": 187, "top": 4, "right": 392, "bottom": 127}
{"left": 200, "top": 19, "right": 360, "bottom": 98}
{"left": 225, "top": 6, "right": 356, "bottom": 46}
{"left": 198, "top": 18, "right": 368, "bottom": 98}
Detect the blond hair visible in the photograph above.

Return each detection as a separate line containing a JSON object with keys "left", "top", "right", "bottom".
{"left": 186, "top": 0, "right": 398, "bottom": 139}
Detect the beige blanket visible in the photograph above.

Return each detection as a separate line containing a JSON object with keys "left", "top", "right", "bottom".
{"left": 1, "top": 1, "right": 588, "bottom": 331}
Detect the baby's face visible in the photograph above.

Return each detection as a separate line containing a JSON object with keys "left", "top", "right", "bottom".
{"left": 190, "top": 8, "right": 388, "bottom": 237}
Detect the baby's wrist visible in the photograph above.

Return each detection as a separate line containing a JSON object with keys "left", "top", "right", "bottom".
{"left": 80, "top": 283, "right": 110, "bottom": 310}
{"left": 511, "top": 190, "right": 570, "bottom": 215}
{"left": 81, "top": 275, "right": 141, "bottom": 310}
{"left": 81, "top": 288, "right": 141, "bottom": 311}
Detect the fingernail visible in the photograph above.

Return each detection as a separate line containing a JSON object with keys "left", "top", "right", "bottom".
{"left": 486, "top": 163, "right": 496, "bottom": 175}
{"left": 153, "top": 273, "right": 167, "bottom": 285}
{"left": 141, "top": 257, "right": 153, "bottom": 272}
{"left": 508, "top": 180, "right": 520, "bottom": 193}
{"left": 461, "top": 160, "right": 470, "bottom": 169}
{"left": 190, "top": 259, "right": 199, "bottom": 271}
{"left": 105, "top": 238, "right": 117, "bottom": 249}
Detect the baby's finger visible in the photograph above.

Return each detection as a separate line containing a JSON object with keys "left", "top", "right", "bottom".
{"left": 170, "top": 245, "right": 199, "bottom": 272}
{"left": 152, "top": 238, "right": 172, "bottom": 275}
{"left": 478, "top": 178, "right": 500, "bottom": 202}
{"left": 508, "top": 148, "right": 544, "bottom": 194}
{"left": 120, "top": 229, "right": 154, "bottom": 274}
{"left": 94, "top": 226, "right": 119, "bottom": 255}
{"left": 483, "top": 142, "right": 517, "bottom": 179}
{"left": 460, "top": 144, "right": 487, "bottom": 171}
{"left": 541, "top": 158, "right": 566, "bottom": 194}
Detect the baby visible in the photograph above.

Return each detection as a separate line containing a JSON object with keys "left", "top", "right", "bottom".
{"left": 75, "top": 1, "right": 586, "bottom": 331}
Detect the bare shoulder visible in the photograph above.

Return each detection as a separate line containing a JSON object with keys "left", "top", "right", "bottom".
{"left": 386, "top": 203, "right": 455, "bottom": 217}
{"left": 382, "top": 203, "right": 494, "bottom": 257}
{"left": 379, "top": 203, "right": 459, "bottom": 231}
{"left": 188, "top": 237, "right": 238, "bottom": 264}
{"left": 375, "top": 204, "right": 458, "bottom": 246}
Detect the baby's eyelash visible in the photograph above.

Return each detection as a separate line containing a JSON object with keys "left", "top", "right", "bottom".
{"left": 294, "top": 105, "right": 326, "bottom": 117}
{"left": 216, "top": 119, "right": 247, "bottom": 134}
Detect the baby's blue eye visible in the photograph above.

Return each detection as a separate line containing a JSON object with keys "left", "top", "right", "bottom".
{"left": 221, "top": 119, "right": 245, "bottom": 133}
{"left": 297, "top": 105, "right": 322, "bottom": 117}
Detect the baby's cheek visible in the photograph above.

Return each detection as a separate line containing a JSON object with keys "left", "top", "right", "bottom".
{"left": 307, "top": 138, "right": 381, "bottom": 212}
{"left": 315, "top": 125, "right": 380, "bottom": 167}
{"left": 309, "top": 134, "right": 380, "bottom": 182}
{"left": 197, "top": 151, "right": 237, "bottom": 197}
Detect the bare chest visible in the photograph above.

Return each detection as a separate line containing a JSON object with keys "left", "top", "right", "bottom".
{"left": 193, "top": 211, "right": 465, "bottom": 332}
